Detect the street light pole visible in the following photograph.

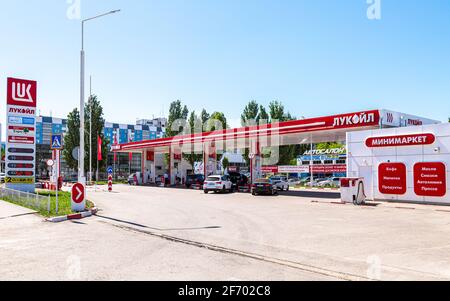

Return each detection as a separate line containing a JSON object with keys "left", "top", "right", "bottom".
{"left": 89, "top": 75, "right": 92, "bottom": 184}
{"left": 79, "top": 9, "right": 121, "bottom": 184}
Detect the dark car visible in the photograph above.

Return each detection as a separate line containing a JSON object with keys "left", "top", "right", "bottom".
{"left": 228, "top": 172, "right": 249, "bottom": 188}
{"left": 251, "top": 179, "right": 278, "bottom": 196}
{"left": 185, "top": 174, "right": 205, "bottom": 188}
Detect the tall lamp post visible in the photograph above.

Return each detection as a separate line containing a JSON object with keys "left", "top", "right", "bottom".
{"left": 79, "top": 9, "right": 120, "bottom": 184}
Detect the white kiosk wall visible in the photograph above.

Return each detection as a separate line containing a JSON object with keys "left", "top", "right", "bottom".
{"left": 347, "top": 123, "right": 450, "bottom": 204}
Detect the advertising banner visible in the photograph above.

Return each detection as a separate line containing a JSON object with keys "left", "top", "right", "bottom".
{"left": 5, "top": 78, "right": 37, "bottom": 193}
{"left": 414, "top": 162, "right": 447, "bottom": 197}
{"left": 310, "top": 164, "right": 347, "bottom": 174}
{"left": 378, "top": 163, "right": 407, "bottom": 195}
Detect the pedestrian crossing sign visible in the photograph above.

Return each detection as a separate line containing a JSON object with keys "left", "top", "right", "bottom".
{"left": 51, "top": 134, "right": 63, "bottom": 150}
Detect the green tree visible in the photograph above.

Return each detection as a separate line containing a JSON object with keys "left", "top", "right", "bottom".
{"left": 207, "top": 112, "right": 228, "bottom": 131}
{"left": 62, "top": 95, "right": 109, "bottom": 175}
{"left": 259, "top": 105, "right": 269, "bottom": 124}
{"left": 241, "top": 100, "right": 259, "bottom": 126}
{"left": 183, "top": 111, "right": 203, "bottom": 168}
{"left": 222, "top": 157, "right": 230, "bottom": 174}
{"left": 267, "top": 100, "right": 304, "bottom": 165}
{"left": 166, "top": 100, "right": 189, "bottom": 138}
{"left": 201, "top": 109, "right": 210, "bottom": 126}
{"left": 315, "top": 142, "right": 345, "bottom": 150}
{"left": 85, "top": 95, "right": 109, "bottom": 174}
{"left": 62, "top": 108, "right": 80, "bottom": 170}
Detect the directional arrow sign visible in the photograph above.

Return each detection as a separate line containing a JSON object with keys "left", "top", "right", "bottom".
{"left": 71, "top": 183, "right": 86, "bottom": 211}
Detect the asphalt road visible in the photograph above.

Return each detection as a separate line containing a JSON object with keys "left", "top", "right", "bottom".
{"left": 0, "top": 198, "right": 333, "bottom": 281}
{"left": 2, "top": 184, "right": 450, "bottom": 280}
{"left": 87, "top": 184, "right": 450, "bottom": 281}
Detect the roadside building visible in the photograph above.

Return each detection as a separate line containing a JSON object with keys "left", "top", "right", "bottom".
{"left": 33, "top": 116, "right": 166, "bottom": 180}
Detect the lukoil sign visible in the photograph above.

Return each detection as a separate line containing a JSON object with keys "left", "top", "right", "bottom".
{"left": 5, "top": 77, "right": 37, "bottom": 193}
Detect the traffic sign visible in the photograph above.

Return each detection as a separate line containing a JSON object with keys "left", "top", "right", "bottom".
{"left": 46, "top": 159, "right": 54, "bottom": 167}
{"left": 108, "top": 174, "right": 113, "bottom": 192}
{"left": 71, "top": 183, "right": 86, "bottom": 212}
{"left": 72, "top": 183, "right": 85, "bottom": 204}
{"left": 248, "top": 153, "right": 255, "bottom": 159}
{"left": 107, "top": 166, "right": 113, "bottom": 174}
{"left": 72, "top": 147, "right": 80, "bottom": 161}
{"left": 51, "top": 134, "right": 63, "bottom": 150}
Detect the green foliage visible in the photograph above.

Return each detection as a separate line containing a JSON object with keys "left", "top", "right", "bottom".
{"left": 2, "top": 189, "right": 93, "bottom": 218}
{"left": 222, "top": 157, "right": 230, "bottom": 174}
{"left": 166, "top": 100, "right": 189, "bottom": 137}
{"left": 85, "top": 95, "right": 109, "bottom": 172}
{"left": 62, "top": 108, "right": 80, "bottom": 170}
{"left": 62, "top": 95, "right": 108, "bottom": 173}
{"left": 315, "top": 142, "right": 345, "bottom": 150}
{"left": 183, "top": 111, "right": 203, "bottom": 167}
{"left": 241, "top": 101, "right": 270, "bottom": 126}
{"left": 240, "top": 100, "right": 307, "bottom": 165}
{"left": 207, "top": 112, "right": 228, "bottom": 131}
{"left": 241, "top": 100, "right": 259, "bottom": 126}
{"left": 201, "top": 109, "right": 210, "bottom": 125}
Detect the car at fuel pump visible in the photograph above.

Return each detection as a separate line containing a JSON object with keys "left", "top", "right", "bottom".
{"left": 251, "top": 179, "right": 278, "bottom": 196}
{"left": 203, "top": 175, "right": 233, "bottom": 194}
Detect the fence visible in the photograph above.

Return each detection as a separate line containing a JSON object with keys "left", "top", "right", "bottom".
{"left": 0, "top": 187, "right": 50, "bottom": 214}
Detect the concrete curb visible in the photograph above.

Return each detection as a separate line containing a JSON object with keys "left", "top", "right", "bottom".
{"left": 46, "top": 202, "right": 98, "bottom": 223}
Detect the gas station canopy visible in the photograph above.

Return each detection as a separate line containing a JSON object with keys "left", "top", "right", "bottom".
{"left": 113, "top": 109, "right": 441, "bottom": 154}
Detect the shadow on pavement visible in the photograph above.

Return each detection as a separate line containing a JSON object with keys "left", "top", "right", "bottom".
{"left": 280, "top": 190, "right": 341, "bottom": 199}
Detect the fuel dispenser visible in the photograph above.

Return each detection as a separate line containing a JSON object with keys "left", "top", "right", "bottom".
{"left": 340, "top": 178, "right": 366, "bottom": 205}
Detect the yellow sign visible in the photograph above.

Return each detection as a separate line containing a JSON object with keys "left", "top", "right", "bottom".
{"left": 5, "top": 177, "right": 35, "bottom": 184}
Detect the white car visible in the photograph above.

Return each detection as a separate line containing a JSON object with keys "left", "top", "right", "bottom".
{"left": 317, "top": 177, "right": 341, "bottom": 187}
{"left": 270, "top": 176, "right": 290, "bottom": 191}
{"left": 204, "top": 175, "right": 233, "bottom": 193}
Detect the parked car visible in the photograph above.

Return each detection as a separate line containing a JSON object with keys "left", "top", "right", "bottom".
{"left": 204, "top": 175, "right": 233, "bottom": 194}
{"left": 270, "top": 176, "right": 289, "bottom": 191}
{"left": 228, "top": 172, "right": 249, "bottom": 188}
{"left": 317, "top": 177, "right": 341, "bottom": 187}
{"left": 185, "top": 174, "right": 205, "bottom": 188}
{"left": 128, "top": 173, "right": 138, "bottom": 185}
{"left": 251, "top": 179, "right": 278, "bottom": 196}
{"left": 288, "top": 178, "right": 301, "bottom": 186}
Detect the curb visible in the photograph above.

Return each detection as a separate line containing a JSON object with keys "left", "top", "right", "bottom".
{"left": 46, "top": 202, "right": 98, "bottom": 223}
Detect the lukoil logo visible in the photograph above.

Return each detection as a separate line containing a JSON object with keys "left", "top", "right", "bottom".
{"left": 7, "top": 78, "right": 37, "bottom": 107}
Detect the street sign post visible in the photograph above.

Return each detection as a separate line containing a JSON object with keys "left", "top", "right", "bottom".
{"left": 71, "top": 182, "right": 86, "bottom": 212}
{"left": 107, "top": 166, "right": 113, "bottom": 192}
{"left": 51, "top": 134, "right": 63, "bottom": 150}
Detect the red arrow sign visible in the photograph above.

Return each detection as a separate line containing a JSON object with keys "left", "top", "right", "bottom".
{"left": 71, "top": 183, "right": 85, "bottom": 204}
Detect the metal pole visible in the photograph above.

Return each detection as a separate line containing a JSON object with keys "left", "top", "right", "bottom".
{"left": 79, "top": 10, "right": 120, "bottom": 185}
{"left": 79, "top": 21, "right": 85, "bottom": 184}
{"left": 89, "top": 76, "right": 92, "bottom": 184}
{"left": 310, "top": 135, "right": 314, "bottom": 188}
{"left": 55, "top": 153, "right": 59, "bottom": 214}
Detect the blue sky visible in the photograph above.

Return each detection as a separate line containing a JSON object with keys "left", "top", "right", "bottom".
{"left": 1, "top": 0, "right": 449, "bottom": 135}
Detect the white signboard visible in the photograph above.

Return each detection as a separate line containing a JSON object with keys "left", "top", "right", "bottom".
{"left": 278, "top": 165, "right": 310, "bottom": 173}
{"left": 5, "top": 78, "right": 37, "bottom": 193}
